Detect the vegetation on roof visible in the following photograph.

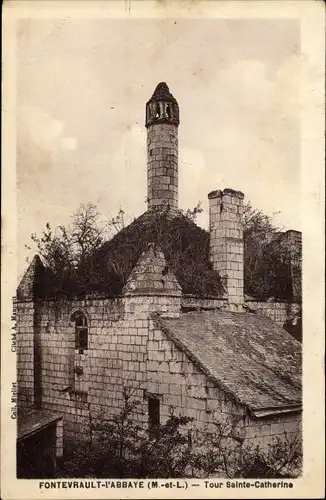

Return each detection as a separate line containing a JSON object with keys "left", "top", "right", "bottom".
{"left": 89, "top": 210, "right": 223, "bottom": 297}
{"left": 26, "top": 201, "right": 301, "bottom": 302}
{"left": 30, "top": 205, "right": 223, "bottom": 299}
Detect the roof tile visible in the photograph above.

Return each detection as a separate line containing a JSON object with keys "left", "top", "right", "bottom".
{"left": 156, "top": 310, "right": 302, "bottom": 412}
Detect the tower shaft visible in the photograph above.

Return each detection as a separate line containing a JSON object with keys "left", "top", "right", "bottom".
{"left": 147, "top": 123, "right": 178, "bottom": 209}
{"left": 146, "top": 82, "right": 179, "bottom": 209}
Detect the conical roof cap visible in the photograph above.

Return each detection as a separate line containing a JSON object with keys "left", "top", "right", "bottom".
{"left": 147, "top": 82, "right": 178, "bottom": 104}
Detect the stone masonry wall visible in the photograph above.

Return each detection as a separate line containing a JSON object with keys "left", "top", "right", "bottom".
{"left": 16, "top": 300, "right": 35, "bottom": 407}
{"left": 16, "top": 293, "right": 181, "bottom": 441}
{"left": 16, "top": 294, "right": 301, "bottom": 452}
{"left": 17, "top": 297, "right": 123, "bottom": 437}
{"left": 147, "top": 123, "right": 178, "bottom": 208}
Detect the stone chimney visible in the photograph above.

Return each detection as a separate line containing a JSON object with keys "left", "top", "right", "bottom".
{"left": 208, "top": 189, "right": 245, "bottom": 307}
{"left": 145, "top": 82, "right": 179, "bottom": 209}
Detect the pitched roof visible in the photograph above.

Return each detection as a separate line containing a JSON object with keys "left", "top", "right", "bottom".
{"left": 156, "top": 310, "right": 302, "bottom": 414}
{"left": 123, "top": 243, "right": 181, "bottom": 296}
{"left": 17, "top": 407, "right": 62, "bottom": 441}
{"left": 17, "top": 254, "right": 53, "bottom": 300}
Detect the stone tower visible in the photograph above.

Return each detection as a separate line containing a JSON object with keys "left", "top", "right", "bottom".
{"left": 145, "top": 82, "right": 179, "bottom": 209}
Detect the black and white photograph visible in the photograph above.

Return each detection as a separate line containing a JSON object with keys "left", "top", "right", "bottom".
{"left": 1, "top": 1, "right": 324, "bottom": 499}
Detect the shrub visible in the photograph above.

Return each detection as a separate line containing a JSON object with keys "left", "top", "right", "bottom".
{"left": 55, "top": 387, "right": 302, "bottom": 479}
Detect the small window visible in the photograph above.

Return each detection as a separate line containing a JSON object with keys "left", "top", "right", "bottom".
{"left": 71, "top": 311, "right": 88, "bottom": 353}
{"left": 166, "top": 104, "right": 171, "bottom": 118}
{"left": 155, "top": 103, "right": 160, "bottom": 118}
{"left": 148, "top": 396, "right": 160, "bottom": 431}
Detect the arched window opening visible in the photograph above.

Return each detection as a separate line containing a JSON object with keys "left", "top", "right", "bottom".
{"left": 166, "top": 104, "right": 171, "bottom": 119}
{"left": 71, "top": 311, "right": 88, "bottom": 353}
{"left": 155, "top": 103, "right": 160, "bottom": 118}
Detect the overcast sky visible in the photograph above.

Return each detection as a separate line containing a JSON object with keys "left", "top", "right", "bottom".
{"left": 17, "top": 17, "right": 301, "bottom": 275}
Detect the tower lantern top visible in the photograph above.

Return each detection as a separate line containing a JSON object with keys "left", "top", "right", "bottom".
{"left": 145, "top": 82, "right": 179, "bottom": 127}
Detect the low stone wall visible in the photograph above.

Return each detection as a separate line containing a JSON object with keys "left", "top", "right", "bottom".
{"left": 181, "top": 296, "right": 301, "bottom": 328}
{"left": 245, "top": 301, "right": 301, "bottom": 326}
{"left": 181, "top": 295, "right": 227, "bottom": 311}
{"left": 244, "top": 411, "right": 301, "bottom": 450}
